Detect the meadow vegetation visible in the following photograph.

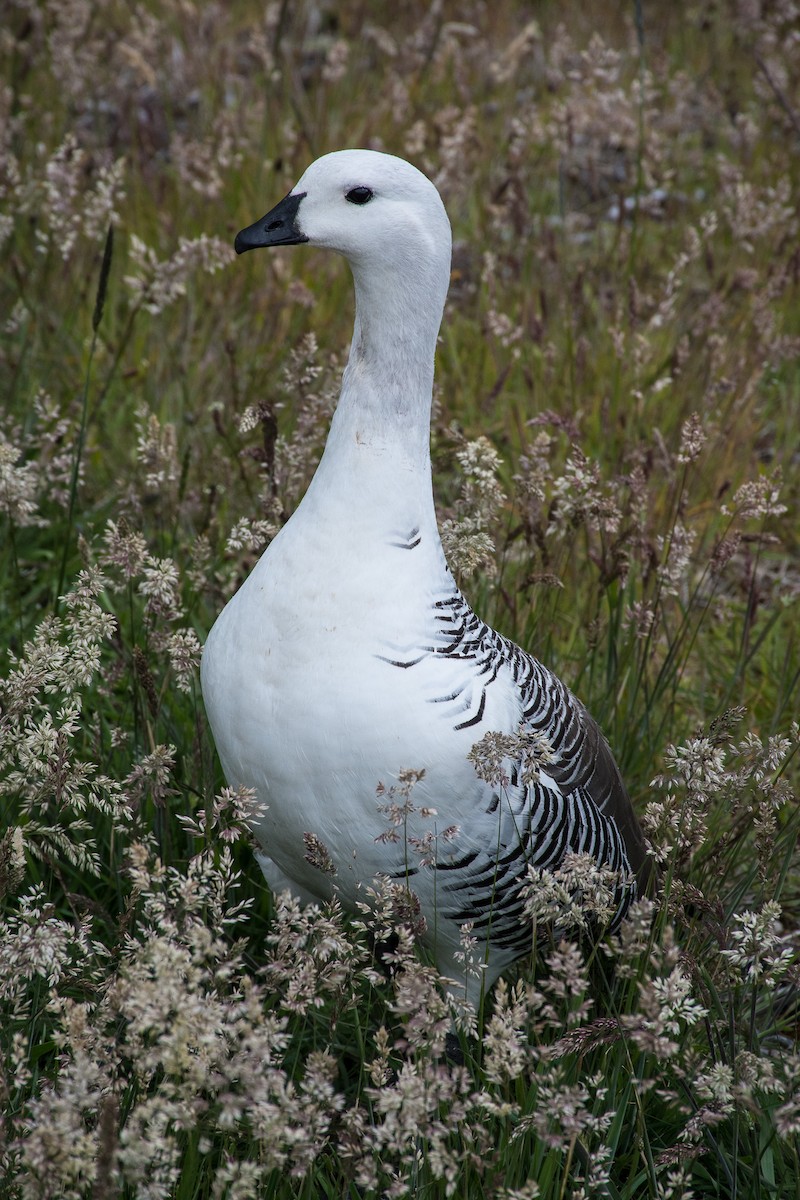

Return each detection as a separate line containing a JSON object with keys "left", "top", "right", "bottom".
{"left": 1, "top": 1, "right": 799, "bottom": 1196}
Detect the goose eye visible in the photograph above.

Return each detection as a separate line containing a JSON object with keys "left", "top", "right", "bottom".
{"left": 345, "top": 186, "right": 374, "bottom": 206}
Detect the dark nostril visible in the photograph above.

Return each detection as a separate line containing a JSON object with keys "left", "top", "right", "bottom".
{"left": 266, "top": 219, "right": 282, "bottom": 231}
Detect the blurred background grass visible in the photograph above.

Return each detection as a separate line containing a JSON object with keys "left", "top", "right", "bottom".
{"left": 1, "top": 1, "right": 799, "bottom": 1196}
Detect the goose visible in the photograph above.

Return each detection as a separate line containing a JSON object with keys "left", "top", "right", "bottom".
{"left": 201, "top": 149, "right": 651, "bottom": 1011}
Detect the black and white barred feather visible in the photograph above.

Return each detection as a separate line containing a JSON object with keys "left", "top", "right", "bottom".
{"left": 381, "top": 582, "right": 651, "bottom": 956}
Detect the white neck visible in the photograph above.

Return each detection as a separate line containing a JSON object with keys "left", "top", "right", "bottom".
{"left": 302, "top": 253, "right": 448, "bottom": 523}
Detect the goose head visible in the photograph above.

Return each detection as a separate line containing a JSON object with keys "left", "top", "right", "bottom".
{"left": 234, "top": 149, "right": 453, "bottom": 323}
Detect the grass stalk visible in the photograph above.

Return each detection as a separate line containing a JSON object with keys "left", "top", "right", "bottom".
{"left": 56, "top": 225, "right": 114, "bottom": 610}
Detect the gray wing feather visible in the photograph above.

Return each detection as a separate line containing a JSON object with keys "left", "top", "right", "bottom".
{"left": 386, "top": 586, "right": 654, "bottom": 953}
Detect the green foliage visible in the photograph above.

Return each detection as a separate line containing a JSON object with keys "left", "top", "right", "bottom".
{"left": 1, "top": 2, "right": 799, "bottom": 1197}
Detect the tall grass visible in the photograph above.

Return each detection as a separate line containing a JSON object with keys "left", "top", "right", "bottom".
{"left": 1, "top": 2, "right": 799, "bottom": 1197}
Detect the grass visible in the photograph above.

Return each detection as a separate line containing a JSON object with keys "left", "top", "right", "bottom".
{"left": 1, "top": 1, "right": 799, "bottom": 1197}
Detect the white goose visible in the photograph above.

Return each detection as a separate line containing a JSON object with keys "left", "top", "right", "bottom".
{"left": 201, "top": 150, "right": 650, "bottom": 1009}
